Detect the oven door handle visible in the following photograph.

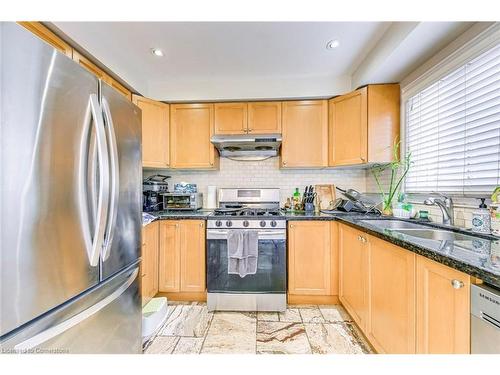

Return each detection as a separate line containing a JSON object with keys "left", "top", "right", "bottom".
{"left": 207, "top": 230, "right": 286, "bottom": 240}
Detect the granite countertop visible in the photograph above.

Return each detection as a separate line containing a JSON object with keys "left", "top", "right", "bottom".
{"left": 147, "top": 209, "right": 214, "bottom": 220}
{"left": 142, "top": 209, "right": 500, "bottom": 288}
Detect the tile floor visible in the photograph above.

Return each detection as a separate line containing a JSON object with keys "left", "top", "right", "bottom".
{"left": 143, "top": 302, "right": 373, "bottom": 354}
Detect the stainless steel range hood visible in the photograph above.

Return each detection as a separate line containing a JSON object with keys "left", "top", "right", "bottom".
{"left": 211, "top": 133, "right": 282, "bottom": 161}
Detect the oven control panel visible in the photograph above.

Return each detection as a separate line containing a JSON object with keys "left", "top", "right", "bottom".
{"left": 208, "top": 219, "right": 286, "bottom": 229}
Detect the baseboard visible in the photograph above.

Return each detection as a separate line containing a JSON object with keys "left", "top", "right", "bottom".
{"left": 287, "top": 294, "right": 339, "bottom": 305}
{"left": 155, "top": 291, "right": 207, "bottom": 302}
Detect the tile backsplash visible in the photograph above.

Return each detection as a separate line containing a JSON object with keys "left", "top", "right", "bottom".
{"left": 144, "top": 157, "right": 366, "bottom": 207}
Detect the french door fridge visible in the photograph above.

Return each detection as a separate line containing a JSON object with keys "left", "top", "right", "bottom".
{"left": 0, "top": 23, "right": 142, "bottom": 353}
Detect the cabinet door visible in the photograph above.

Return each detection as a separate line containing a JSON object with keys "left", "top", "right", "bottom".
{"left": 281, "top": 100, "right": 328, "bottom": 168}
{"left": 132, "top": 95, "right": 170, "bottom": 168}
{"left": 339, "top": 224, "right": 368, "bottom": 329}
{"left": 367, "top": 84, "right": 400, "bottom": 163}
{"left": 180, "top": 221, "right": 206, "bottom": 292}
{"left": 148, "top": 222, "right": 159, "bottom": 298}
{"left": 248, "top": 102, "right": 282, "bottom": 134}
{"left": 159, "top": 221, "right": 180, "bottom": 292}
{"left": 214, "top": 103, "right": 248, "bottom": 134}
{"left": 288, "top": 221, "right": 331, "bottom": 295}
{"left": 329, "top": 88, "right": 367, "bottom": 166}
{"left": 170, "top": 103, "right": 218, "bottom": 169}
{"left": 18, "top": 22, "right": 73, "bottom": 58}
{"left": 367, "top": 235, "right": 416, "bottom": 354}
{"left": 416, "top": 256, "right": 470, "bottom": 354}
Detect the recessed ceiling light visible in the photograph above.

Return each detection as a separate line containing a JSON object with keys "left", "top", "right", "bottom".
{"left": 151, "top": 48, "right": 164, "bottom": 57}
{"left": 326, "top": 40, "right": 340, "bottom": 50}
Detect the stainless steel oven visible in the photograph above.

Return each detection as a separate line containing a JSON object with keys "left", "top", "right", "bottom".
{"left": 206, "top": 223, "right": 286, "bottom": 312}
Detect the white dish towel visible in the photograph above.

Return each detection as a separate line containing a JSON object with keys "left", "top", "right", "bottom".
{"left": 227, "top": 230, "right": 259, "bottom": 278}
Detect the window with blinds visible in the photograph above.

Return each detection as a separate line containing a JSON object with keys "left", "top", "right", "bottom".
{"left": 405, "top": 43, "right": 500, "bottom": 195}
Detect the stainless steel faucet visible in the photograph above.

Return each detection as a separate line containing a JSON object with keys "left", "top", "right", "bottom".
{"left": 424, "top": 193, "right": 454, "bottom": 225}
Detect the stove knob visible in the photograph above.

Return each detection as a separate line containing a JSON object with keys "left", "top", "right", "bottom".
{"left": 270, "top": 220, "right": 277, "bottom": 227}
{"left": 260, "top": 220, "right": 266, "bottom": 227}
{"left": 215, "top": 220, "right": 222, "bottom": 227}
{"left": 226, "top": 220, "right": 233, "bottom": 227}
{"left": 243, "top": 220, "right": 249, "bottom": 227}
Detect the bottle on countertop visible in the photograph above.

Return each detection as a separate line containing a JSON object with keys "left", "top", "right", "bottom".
{"left": 471, "top": 198, "right": 491, "bottom": 234}
{"left": 292, "top": 188, "right": 301, "bottom": 209}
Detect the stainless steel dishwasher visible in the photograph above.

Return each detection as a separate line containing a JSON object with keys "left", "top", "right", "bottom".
{"left": 471, "top": 284, "right": 500, "bottom": 353}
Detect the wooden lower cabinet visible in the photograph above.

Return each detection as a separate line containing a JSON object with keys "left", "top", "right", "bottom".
{"left": 339, "top": 224, "right": 369, "bottom": 330}
{"left": 288, "top": 221, "right": 331, "bottom": 296}
{"left": 416, "top": 256, "right": 470, "bottom": 354}
{"left": 367, "top": 235, "right": 416, "bottom": 354}
{"left": 180, "top": 221, "right": 206, "bottom": 292}
{"left": 338, "top": 223, "right": 471, "bottom": 354}
{"left": 141, "top": 222, "right": 159, "bottom": 305}
{"left": 159, "top": 220, "right": 206, "bottom": 295}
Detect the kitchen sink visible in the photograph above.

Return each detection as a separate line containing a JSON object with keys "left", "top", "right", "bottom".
{"left": 359, "top": 219, "right": 479, "bottom": 242}
{"left": 359, "top": 219, "right": 431, "bottom": 230}
{"left": 391, "top": 228, "right": 476, "bottom": 242}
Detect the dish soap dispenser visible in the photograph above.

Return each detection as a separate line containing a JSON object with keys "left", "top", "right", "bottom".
{"left": 471, "top": 198, "right": 491, "bottom": 234}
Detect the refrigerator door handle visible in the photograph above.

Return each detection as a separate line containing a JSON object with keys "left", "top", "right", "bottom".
{"left": 13, "top": 267, "right": 139, "bottom": 351}
{"left": 79, "top": 94, "right": 110, "bottom": 267}
{"left": 101, "top": 97, "right": 120, "bottom": 261}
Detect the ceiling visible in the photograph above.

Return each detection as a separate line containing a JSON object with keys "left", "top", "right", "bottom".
{"left": 53, "top": 21, "right": 475, "bottom": 101}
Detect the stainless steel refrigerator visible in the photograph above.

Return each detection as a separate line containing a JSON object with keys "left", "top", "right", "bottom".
{"left": 0, "top": 23, "right": 142, "bottom": 353}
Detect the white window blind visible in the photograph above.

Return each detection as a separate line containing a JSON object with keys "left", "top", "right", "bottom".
{"left": 405, "top": 43, "right": 500, "bottom": 195}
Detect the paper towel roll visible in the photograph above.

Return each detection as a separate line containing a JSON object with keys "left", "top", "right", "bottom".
{"left": 207, "top": 186, "right": 217, "bottom": 208}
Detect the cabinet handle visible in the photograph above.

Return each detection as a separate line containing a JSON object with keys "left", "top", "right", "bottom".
{"left": 290, "top": 224, "right": 294, "bottom": 228}
{"left": 200, "top": 222, "right": 204, "bottom": 227}
{"left": 357, "top": 235, "right": 361, "bottom": 241}
{"left": 248, "top": 128, "right": 252, "bottom": 132}
{"left": 451, "top": 279, "right": 464, "bottom": 289}
{"left": 283, "top": 161, "right": 287, "bottom": 166}
{"left": 210, "top": 162, "right": 214, "bottom": 166}
{"left": 361, "top": 157, "right": 366, "bottom": 162}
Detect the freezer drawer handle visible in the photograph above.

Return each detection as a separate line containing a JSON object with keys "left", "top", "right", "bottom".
{"left": 79, "top": 94, "right": 110, "bottom": 267}
{"left": 101, "top": 97, "right": 120, "bottom": 261}
{"left": 13, "top": 267, "right": 139, "bottom": 352}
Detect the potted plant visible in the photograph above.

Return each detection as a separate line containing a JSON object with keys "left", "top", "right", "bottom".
{"left": 370, "top": 141, "right": 412, "bottom": 216}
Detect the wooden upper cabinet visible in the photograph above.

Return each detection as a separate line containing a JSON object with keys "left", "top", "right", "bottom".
{"left": 367, "top": 84, "right": 400, "bottom": 163}
{"left": 107, "top": 78, "right": 132, "bottom": 101}
{"left": 338, "top": 224, "right": 368, "bottom": 330}
{"left": 329, "top": 87, "right": 368, "bottom": 166}
{"left": 159, "top": 221, "right": 181, "bottom": 292}
{"left": 72, "top": 50, "right": 108, "bottom": 80}
{"left": 329, "top": 84, "right": 400, "bottom": 166}
{"left": 132, "top": 95, "right": 170, "bottom": 168}
{"left": 18, "top": 22, "right": 73, "bottom": 58}
{"left": 367, "top": 235, "right": 416, "bottom": 354}
{"left": 288, "top": 221, "right": 331, "bottom": 296}
{"left": 248, "top": 101, "right": 282, "bottom": 134}
{"left": 416, "top": 256, "right": 470, "bottom": 354}
{"left": 179, "top": 221, "right": 206, "bottom": 292}
{"left": 170, "top": 103, "right": 218, "bottom": 169}
{"left": 214, "top": 103, "right": 248, "bottom": 134}
{"left": 281, "top": 100, "right": 328, "bottom": 168}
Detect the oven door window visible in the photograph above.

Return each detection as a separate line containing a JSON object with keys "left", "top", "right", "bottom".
{"left": 207, "top": 238, "right": 286, "bottom": 293}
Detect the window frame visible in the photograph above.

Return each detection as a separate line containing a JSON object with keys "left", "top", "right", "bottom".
{"left": 400, "top": 23, "right": 500, "bottom": 198}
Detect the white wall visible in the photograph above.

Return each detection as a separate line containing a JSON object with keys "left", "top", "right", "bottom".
{"left": 144, "top": 157, "right": 366, "bottom": 207}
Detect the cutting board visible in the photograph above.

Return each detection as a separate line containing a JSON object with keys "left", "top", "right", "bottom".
{"left": 315, "top": 184, "right": 336, "bottom": 210}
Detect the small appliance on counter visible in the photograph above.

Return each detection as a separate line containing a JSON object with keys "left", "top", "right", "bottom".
{"left": 174, "top": 182, "right": 198, "bottom": 193}
{"left": 143, "top": 174, "right": 170, "bottom": 212}
{"left": 163, "top": 192, "right": 203, "bottom": 210}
